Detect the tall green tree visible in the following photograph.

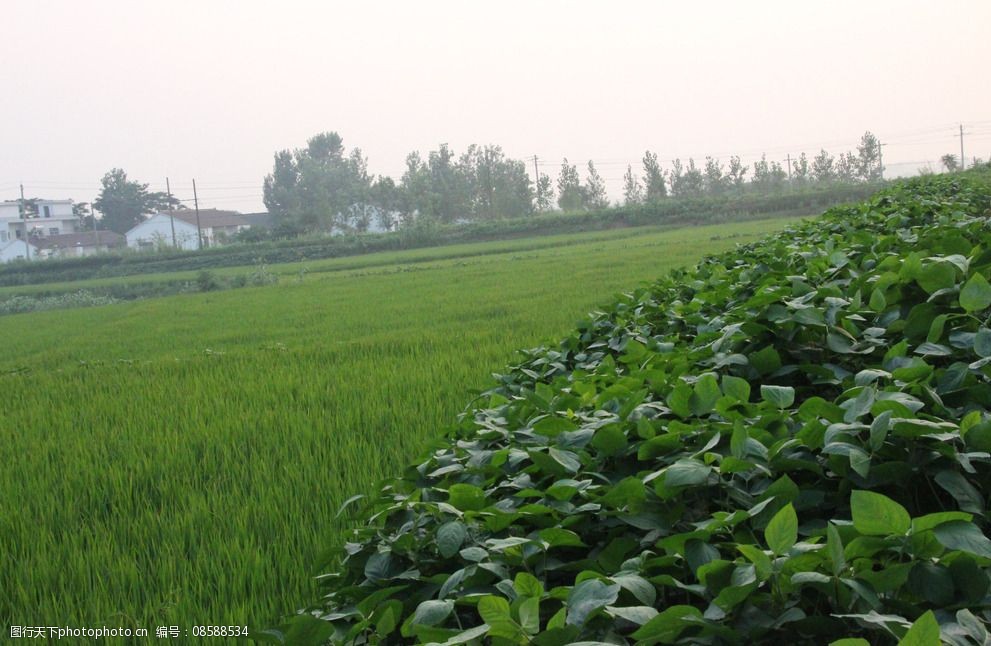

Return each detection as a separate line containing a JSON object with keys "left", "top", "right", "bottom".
{"left": 812, "top": 149, "right": 836, "bottom": 182}
{"left": 622, "top": 165, "right": 643, "bottom": 206}
{"left": 584, "top": 161, "right": 609, "bottom": 209}
{"left": 677, "top": 158, "right": 704, "bottom": 197}
{"left": 668, "top": 159, "right": 685, "bottom": 197}
{"left": 856, "top": 131, "right": 883, "bottom": 181}
{"left": 792, "top": 152, "right": 810, "bottom": 186}
{"left": 93, "top": 168, "right": 175, "bottom": 234}
{"left": 642, "top": 151, "right": 667, "bottom": 201}
{"left": 941, "top": 154, "right": 959, "bottom": 172}
{"left": 263, "top": 132, "right": 374, "bottom": 232}
{"left": 556, "top": 159, "right": 584, "bottom": 211}
{"left": 703, "top": 157, "right": 727, "bottom": 195}
{"left": 726, "top": 156, "right": 748, "bottom": 191}
{"left": 751, "top": 154, "right": 786, "bottom": 192}
{"left": 534, "top": 173, "right": 554, "bottom": 212}
{"left": 458, "top": 145, "right": 533, "bottom": 219}
{"left": 835, "top": 152, "right": 858, "bottom": 182}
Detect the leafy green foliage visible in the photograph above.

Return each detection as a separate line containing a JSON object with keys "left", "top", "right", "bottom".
{"left": 275, "top": 173, "right": 991, "bottom": 644}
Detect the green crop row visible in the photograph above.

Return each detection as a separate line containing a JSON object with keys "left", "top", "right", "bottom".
{"left": 0, "top": 218, "right": 788, "bottom": 634}
{"left": 272, "top": 170, "right": 991, "bottom": 645}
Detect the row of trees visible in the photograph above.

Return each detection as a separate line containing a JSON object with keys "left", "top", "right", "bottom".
{"left": 263, "top": 131, "right": 887, "bottom": 232}
{"left": 621, "top": 132, "right": 883, "bottom": 205}
{"left": 64, "top": 131, "right": 890, "bottom": 236}
{"left": 262, "top": 133, "right": 541, "bottom": 232}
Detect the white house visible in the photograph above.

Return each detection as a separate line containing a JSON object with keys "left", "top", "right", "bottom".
{"left": 0, "top": 239, "right": 39, "bottom": 263}
{"left": 0, "top": 199, "right": 80, "bottom": 245}
{"left": 125, "top": 209, "right": 255, "bottom": 250}
{"left": 33, "top": 231, "right": 125, "bottom": 259}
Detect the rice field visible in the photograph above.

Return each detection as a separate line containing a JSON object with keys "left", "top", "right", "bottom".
{"left": 0, "top": 217, "right": 800, "bottom": 634}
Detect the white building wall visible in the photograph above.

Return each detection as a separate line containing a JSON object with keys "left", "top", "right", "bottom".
{"left": 126, "top": 214, "right": 200, "bottom": 251}
{"left": 0, "top": 240, "right": 39, "bottom": 263}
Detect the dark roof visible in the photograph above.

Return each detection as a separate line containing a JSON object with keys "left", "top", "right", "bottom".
{"left": 161, "top": 209, "right": 249, "bottom": 228}
{"left": 240, "top": 212, "right": 273, "bottom": 228}
{"left": 32, "top": 230, "right": 124, "bottom": 249}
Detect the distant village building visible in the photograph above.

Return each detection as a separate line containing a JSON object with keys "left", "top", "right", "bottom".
{"left": 0, "top": 239, "right": 39, "bottom": 263}
{"left": 125, "top": 209, "right": 257, "bottom": 251}
{"left": 0, "top": 199, "right": 80, "bottom": 244}
{"left": 33, "top": 231, "right": 125, "bottom": 259}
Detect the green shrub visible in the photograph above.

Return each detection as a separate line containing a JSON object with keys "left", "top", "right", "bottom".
{"left": 196, "top": 270, "right": 222, "bottom": 292}
{"left": 265, "top": 173, "right": 991, "bottom": 645}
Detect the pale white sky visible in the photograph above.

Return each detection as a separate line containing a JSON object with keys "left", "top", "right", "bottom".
{"left": 2, "top": 0, "right": 989, "bottom": 212}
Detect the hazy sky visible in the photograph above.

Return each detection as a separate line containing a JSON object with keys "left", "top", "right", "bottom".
{"left": 2, "top": 0, "right": 989, "bottom": 212}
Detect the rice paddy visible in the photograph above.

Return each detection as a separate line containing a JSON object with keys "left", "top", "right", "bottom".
{"left": 0, "top": 217, "right": 800, "bottom": 632}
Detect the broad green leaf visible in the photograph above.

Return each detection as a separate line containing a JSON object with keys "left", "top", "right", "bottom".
{"left": 917, "top": 261, "right": 956, "bottom": 294}
{"left": 631, "top": 604, "right": 702, "bottom": 642}
{"left": 933, "top": 521, "right": 991, "bottom": 558}
{"left": 869, "top": 288, "right": 886, "bottom": 312}
{"left": 851, "top": 490, "right": 910, "bottom": 536}
{"left": 737, "top": 544, "right": 772, "bottom": 580}
{"left": 599, "top": 476, "right": 646, "bottom": 509}
{"left": 538, "top": 527, "right": 585, "bottom": 548}
{"left": 898, "top": 610, "right": 940, "bottom": 646}
{"left": 869, "top": 410, "right": 892, "bottom": 452}
{"left": 565, "top": 579, "right": 620, "bottom": 626}
{"left": 961, "top": 272, "right": 991, "bottom": 312}
{"left": 691, "top": 373, "right": 721, "bottom": 415}
{"left": 910, "top": 511, "right": 972, "bottom": 534}
{"left": 666, "top": 383, "right": 693, "bottom": 418}
{"left": 750, "top": 346, "right": 782, "bottom": 375}
{"left": 761, "top": 384, "right": 795, "bottom": 409}
{"left": 533, "top": 416, "right": 578, "bottom": 437}
{"left": 765, "top": 503, "right": 798, "bottom": 555}
{"left": 436, "top": 521, "right": 467, "bottom": 558}
{"left": 721, "top": 375, "right": 751, "bottom": 403}
{"left": 518, "top": 596, "right": 540, "bottom": 635}
{"left": 664, "top": 459, "right": 711, "bottom": 488}
{"left": 477, "top": 595, "right": 519, "bottom": 640}
{"left": 611, "top": 573, "right": 656, "bottom": 606}
{"left": 590, "top": 424, "right": 627, "bottom": 456}
{"left": 606, "top": 605, "right": 658, "bottom": 626}
{"left": 375, "top": 600, "right": 402, "bottom": 635}
{"left": 548, "top": 447, "right": 581, "bottom": 473}
{"left": 934, "top": 470, "right": 985, "bottom": 513}
{"left": 975, "top": 329, "right": 991, "bottom": 358}
{"left": 448, "top": 484, "right": 487, "bottom": 511}
{"left": 514, "top": 572, "right": 544, "bottom": 598}
{"left": 411, "top": 600, "right": 454, "bottom": 628}
{"left": 827, "top": 523, "right": 845, "bottom": 576}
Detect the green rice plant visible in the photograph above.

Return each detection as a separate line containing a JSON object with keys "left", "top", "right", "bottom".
{"left": 0, "top": 218, "right": 791, "bottom": 632}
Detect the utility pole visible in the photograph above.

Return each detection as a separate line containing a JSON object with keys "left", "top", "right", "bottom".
{"left": 192, "top": 178, "right": 203, "bottom": 250}
{"left": 166, "top": 177, "right": 177, "bottom": 249}
{"left": 19, "top": 183, "right": 30, "bottom": 261}
{"left": 786, "top": 154, "right": 792, "bottom": 187}
{"left": 532, "top": 155, "right": 539, "bottom": 185}
{"left": 960, "top": 124, "right": 966, "bottom": 172}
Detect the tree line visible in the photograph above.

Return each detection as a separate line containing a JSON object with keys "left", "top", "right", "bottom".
{"left": 19, "top": 130, "right": 903, "bottom": 236}
{"left": 262, "top": 131, "right": 886, "bottom": 234}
